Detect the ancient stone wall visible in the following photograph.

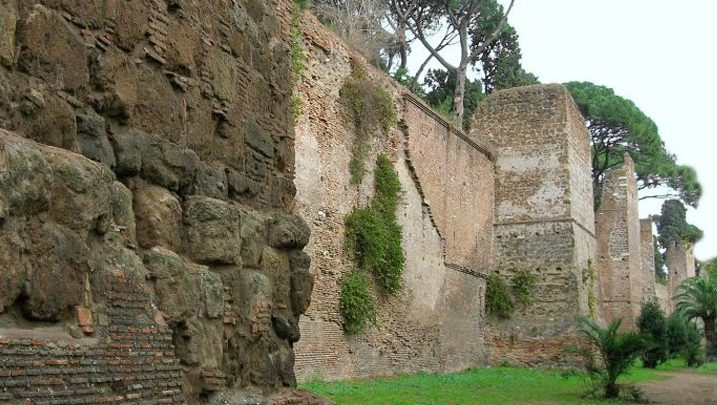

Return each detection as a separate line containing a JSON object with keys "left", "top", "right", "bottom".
{"left": 292, "top": 13, "right": 492, "bottom": 381}
{"left": 595, "top": 155, "right": 643, "bottom": 328}
{"left": 655, "top": 283, "right": 671, "bottom": 314}
{"left": 0, "top": 1, "right": 318, "bottom": 404}
{"left": 666, "top": 244, "right": 697, "bottom": 311}
{"left": 640, "top": 218, "right": 657, "bottom": 301}
{"left": 471, "top": 85, "right": 596, "bottom": 367}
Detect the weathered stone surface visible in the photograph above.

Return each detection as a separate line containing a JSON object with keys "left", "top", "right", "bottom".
{"left": 289, "top": 251, "right": 314, "bottom": 316}
{"left": 110, "top": 181, "right": 136, "bottom": 245}
{"left": 44, "top": 142, "right": 115, "bottom": 232}
{"left": 132, "top": 180, "right": 182, "bottom": 252}
{"left": 20, "top": 93, "right": 79, "bottom": 152}
{"left": 193, "top": 160, "right": 228, "bottom": 200}
{"left": 0, "top": 0, "right": 17, "bottom": 67}
{"left": 0, "top": 217, "right": 26, "bottom": 312}
{"left": 267, "top": 213, "right": 310, "bottom": 249}
{"left": 77, "top": 109, "right": 116, "bottom": 168}
{"left": 18, "top": 5, "right": 89, "bottom": 92}
{"left": 273, "top": 314, "right": 300, "bottom": 343}
{"left": 241, "top": 214, "right": 267, "bottom": 268}
{"left": 23, "top": 222, "right": 89, "bottom": 321}
{"left": 0, "top": 130, "right": 54, "bottom": 218}
{"left": 142, "top": 136, "right": 200, "bottom": 193}
{"left": 260, "top": 246, "right": 291, "bottom": 308}
{"left": 111, "top": 129, "right": 148, "bottom": 176}
{"left": 184, "top": 196, "right": 241, "bottom": 265}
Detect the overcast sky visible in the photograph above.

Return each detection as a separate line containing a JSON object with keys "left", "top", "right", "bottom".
{"left": 409, "top": 0, "right": 716, "bottom": 261}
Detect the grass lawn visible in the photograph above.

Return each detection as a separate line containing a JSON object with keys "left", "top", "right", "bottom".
{"left": 300, "top": 360, "right": 715, "bottom": 405}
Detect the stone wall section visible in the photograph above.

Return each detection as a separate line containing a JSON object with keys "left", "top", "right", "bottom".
{"left": 666, "top": 244, "right": 697, "bottom": 311}
{"left": 0, "top": 1, "right": 318, "bottom": 404}
{"left": 292, "top": 13, "right": 492, "bottom": 381}
{"left": 595, "top": 155, "right": 643, "bottom": 328}
{"left": 471, "top": 85, "right": 596, "bottom": 367}
{"left": 640, "top": 218, "right": 657, "bottom": 301}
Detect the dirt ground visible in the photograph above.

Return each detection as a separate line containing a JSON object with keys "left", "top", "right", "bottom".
{"left": 637, "top": 370, "right": 717, "bottom": 404}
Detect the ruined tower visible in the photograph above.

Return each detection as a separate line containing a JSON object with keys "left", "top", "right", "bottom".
{"left": 472, "top": 84, "right": 596, "bottom": 366}
{"left": 640, "top": 218, "right": 658, "bottom": 301}
{"left": 595, "top": 155, "right": 644, "bottom": 328}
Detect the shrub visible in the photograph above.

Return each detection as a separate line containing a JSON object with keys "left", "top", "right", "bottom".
{"left": 486, "top": 274, "right": 513, "bottom": 319}
{"left": 666, "top": 312, "right": 705, "bottom": 367}
{"left": 340, "top": 271, "right": 378, "bottom": 334}
{"left": 340, "top": 61, "right": 396, "bottom": 184}
{"left": 511, "top": 269, "right": 536, "bottom": 309}
{"left": 579, "top": 317, "right": 645, "bottom": 399}
{"left": 636, "top": 299, "right": 668, "bottom": 368}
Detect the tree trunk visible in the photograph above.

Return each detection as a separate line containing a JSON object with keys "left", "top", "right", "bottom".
{"left": 705, "top": 317, "right": 717, "bottom": 360}
{"left": 396, "top": 22, "right": 407, "bottom": 70}
{"left": 453, "top": 63, "right": 467, "bottom": 127}
{"left": 605, "top": 379, "right": 619, "bottom": 398}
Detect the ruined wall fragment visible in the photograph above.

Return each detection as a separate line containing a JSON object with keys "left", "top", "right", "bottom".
{"left": 640, "top": 218, "right": 657, "bottom": 301}
{"left": 595, "top": 155, "right": 644, "bottom": 329}
{"left": 0, "top": 1, "right": 319, "bottom": 403}
{"left": 471, "top": 84, "right": 597, "bottom": 367}
{"left": 292, "top": 13, "right": 492, "bottom": 381}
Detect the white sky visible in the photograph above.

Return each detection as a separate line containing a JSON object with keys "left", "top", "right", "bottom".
{"left": 407, "top": 0, "right": 717, "bottom": 261}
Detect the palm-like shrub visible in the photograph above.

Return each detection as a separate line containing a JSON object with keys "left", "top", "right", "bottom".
{"left": 579, "top": 317, "right": 645, "bottom": 398}
{"left": 676, "top": 276, "right": 717, "bottom": 359}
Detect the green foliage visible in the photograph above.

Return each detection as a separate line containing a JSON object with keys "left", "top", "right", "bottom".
{"left": 666, "top": 313, "right": 705, "bottom": 367}
{"left": 579, "top": 317, "right": 645, "bottom": 398}
{"left": 654, "top": 240, "right": 667, "bottom": 284}
{"left": 511, "top": 269, "right": 536, "bottom": 309}
{"left": 424, "top": 68, "right": 484, "bottom": 130}
{"left": 345, "top": 155, "right": 404, "bottom": 295}
{"left": 339, "top": 270, "right": 378, "bottom": 334}
{"left": 290, "top": 5, "right": 307, "bottom": 76}
{"left": 564, "top": 81, "right": 702, "bottom": 208}
{"left": 656, "top": 199, "right": 703, "bottom": 249}
{"left": 473, "top": 0, "right": 539, "bottom": 94}
{"left": 486, "top": 273, "right": 513, "bottom": 319}
{"left": 676, "top": 276, "right": 717, "bottom": 359}
{"left": 290, "top": 95, "right": 302, "bottom": 122}
{"left": 582, "top": 260, "right": 597, "bottom": 316}
{"left": 340, "top": 62, "right": 397, "bottom": 184}
{"left": 636, "top": 300, "right": 668, "bottom": 368}
{"left": 704, "top": 258, "right": 717, "bottom": 280}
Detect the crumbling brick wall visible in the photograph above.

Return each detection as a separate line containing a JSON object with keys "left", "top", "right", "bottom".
{"left": 292, "top": 13, "right": 493, "bottom": 381}
{"left": 641, "top": 218, "right": 657, "bottom": 301}
{"left": 472, "top": 85, "right": 597, "bottom": 367}
{"left": 595, "top": 155, "right": 644, "bottom": 329}
{"left": 666, "top": 244, "right": 697, "bottom": 311}
{"left": 0, "top": 1, "right": 316, "bottom": 404}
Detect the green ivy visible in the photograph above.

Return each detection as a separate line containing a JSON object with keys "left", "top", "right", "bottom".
{"left": 339, "top": 271, "right": 378, "bottom": 335}
{"left": 511, "top": 269, "right": 537, "bottom": 309}
{"left": 486, "top": 273, "right": 514, "bottom": 319}
{"left": 340, "top": 61, "right": 396, "bottom": 184}
{"left": 290, "top": 4, "right": 306, "bottom": 76}
{"left": 341, "top": 155, "right": 405, "bottom": 333}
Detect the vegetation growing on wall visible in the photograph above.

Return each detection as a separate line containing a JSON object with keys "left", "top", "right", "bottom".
{"left": 340, "top": 270, "right": 378, "bottom": 335}
{"left": 511, "top": 269, "right": 537, "bottom": 310}
{"left": 341, "top": 155, "right": 405, "bottom": 333}
{"left": 340, "top": 61, "right": 396, "bottom": 184}
{"left": 582, "top": 260, "right": 597, "bottom": 316}
{"left": 486, "top": 273, "right": 514, "bottom": 319}
{"left": 290, "top": 1, "right": 307, "bottom": 122}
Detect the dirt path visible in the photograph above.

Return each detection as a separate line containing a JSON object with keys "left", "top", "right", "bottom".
{"left": 637, "top": 370, "right": 717, "bottom": 404}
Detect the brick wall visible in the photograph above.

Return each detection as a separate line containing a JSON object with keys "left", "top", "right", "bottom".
{"left": 641, "top": 218, "right": 657, "bottom": 301}
{"left": 595, "top": 155, "right": 644, "bottom": 329}
{"left": 666, "top": 244, "right": 697, "bottom": 311}
{"left": 471, "top": 85, "right": 597, "bottom": 367}
{"left": 292, "top": 13, "right": 492, "bottom": 381}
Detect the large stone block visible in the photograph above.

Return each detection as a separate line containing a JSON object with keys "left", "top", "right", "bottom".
{"left": 267, "top": 213, "right": 310, "bottom": 250}
{"left": 110, "top": 181, "right": 136, "bottom": 245}
{"left": 241, "top": 214, "right": 267, "bottom": 268}
{"left": 183, "top": 196, "right": 241, "bottom": 265}
{"left": 0, "top": 130, "right": 54, "bottom": 218}
{"left": 0, "top": 0, "right": 17, "bottom": 67}
{"left": 132, "top": 180, "right": 183, "bottom": 252}
{"left": 77, "top": 109, "right": 116, "bottom": 168}
{"left": 18, "top": 5, "right": 89, "bottom": 92}
{"left": 20, "top": 93, "right": 79, "bottom": 152}
{"left": 289, "top": 251, "right": 313, "bottom": 316}
{"left": 142, "top": 136, "right": 200, "bottom": 193}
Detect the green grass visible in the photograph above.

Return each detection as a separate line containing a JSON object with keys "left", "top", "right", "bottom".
{"left": 300, "top": 360, "right": 709, "bottom": 405}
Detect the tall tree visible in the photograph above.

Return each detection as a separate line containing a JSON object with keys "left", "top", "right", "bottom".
{"left": 408, "top": 0, "right": 515, "bottom": 125}
{"left": 385, "top": 0, "right": 422, "bottom": 71}
{"left": 676, "top": 277, "right": 717, "bottom": 360}
{"left": 565, "top": 81, "right": 702, "bottom": 208}
{"left": 311, "top": 0, "right": 392, "bottom": 66}
{"left": 655, "top": 199, "right": 703, "bottom": 249}
{"left": 423, "top": 68, "right": 483, "bottom": 129}
{"left": 471, "top": 1, "right": 537, "bottom": 93}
